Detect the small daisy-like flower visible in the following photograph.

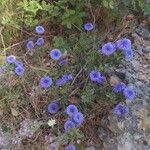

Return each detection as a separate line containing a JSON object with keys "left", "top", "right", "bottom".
{"left": 48, "top": 102, "right": 59, "bottom": 114}
{"left": 90, "top": 70, "right": 101, "bottom": 82}
{"left": 66, "top": 144, "right": 76, "bottom": 150}
{"left": 50, "top": 49, "right": 62, "bottom": 60}
{"left": 15, "top": 60, "right": 24, "bottom": 67}
{"left": 40, "top": 76, "right": 53, "bottom": 89}
{"left": 15, "top": 66, "right": 25, "bottom": 76}
{"left": 66, "top": 104, "right": 78, "bottom": 117}
{"left": 114, "top": 103, "right": 129, "bottom": 117}
{"left": 64, "top": 120, "right": 76, "bottom": 132}
{"left": 7, "top": 55, "right": 16, "bottom": 64}
{"left": 84, "top": 23, "right": 94, "bottom": 31}
{"left": 113, "top": 82, "right": 126, "bottom": 93}
{"left": 62, "top": 74, "right": 73, "bottom": 81}
{"left": 48, "top": 119, "right": 56, "bottom": 128}
{"left": 26, "top": 41, "right": 34, "bottom": 50}
{"left": 101, "top": 42, "right": 116, "bottom": 56}
{"left": 124, "top": 48, "right": 133, "bottom": 61}
{"left": 35, "top": 25, "right": 45, "bottom": 34}
{"left": 123, "top": 86, "right": 136, "bottom": 101}
{"left": 36, "top": 37, "right": 44, "bottom": 46}
{"left": 116, "top": 38, "right": 131, "bottom": 50}
{"left": 73, "top": 112, "right": 84, "bottom": 126}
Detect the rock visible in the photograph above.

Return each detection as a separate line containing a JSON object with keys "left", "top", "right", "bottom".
{"left": 142, "top": 46, "right": 150, "bottom": 54}
{"left": 85, "top": 146, "right": 96, "bottom": 150}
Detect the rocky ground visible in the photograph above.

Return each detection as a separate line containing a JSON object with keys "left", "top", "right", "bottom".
{"left": 94, "top": 24, "right": 150, "bottom": 150}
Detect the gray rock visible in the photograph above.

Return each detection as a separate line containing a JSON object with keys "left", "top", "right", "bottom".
{"left": 142, "top": 46, "right": 150, "bottom": 54}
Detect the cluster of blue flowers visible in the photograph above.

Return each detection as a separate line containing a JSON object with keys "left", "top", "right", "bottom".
{"left": 64, "top": 104, "right": 84, "bottom": 132}
{"left": 6, "top": 55, "right": 25, "bottom": 76}
{"left": 100, "top": 38, "right": 134, "bottom": 61}
{"left": 26, "top": 25, "right": 45, "bottom": 50}
{"left": 113, "top": 82, "right": 136, "bottom": 117}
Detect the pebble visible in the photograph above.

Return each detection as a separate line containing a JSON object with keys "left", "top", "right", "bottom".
{"left": 142, "top": 46, "right": 150, "bottom": 54}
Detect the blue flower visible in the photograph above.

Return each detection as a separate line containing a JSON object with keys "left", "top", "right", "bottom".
{"left": 58, "top": 59, "right": 68, "bottom": 66}
{"left": 48, "top": 102, "right": 59, "bottom": 114}
{"left": 0, "top": 66, "right": 6, "bottom": 74}
{"left": 15, "top": 66, "right": 25, "bottom": 76}
{"left": 73, "top": 112, "right": 84, "bottom": 126}
{"left": 124, "top": 48, "right": 133, "bottom": 61}
{"left": 15, "top": 60, "right": 24, "bottom": 67}
{"left": 123, "top": 86, "right": 136, "bottom": 101}
{"left": 62, "top": 74, "right": 73, "bottom": 81}
{"left": 114, "top": 103, "right": 129, "bottom": 117}
{"left": 97, "top": 75, "right": 106, "bottom": 85}
{"left": 35, "top": 26, "right": 45, "bottom": 34}
{"left": 90, "top": 70, "right": 101, "bottom": 82}
{"left": 50, "top": 49, "right": 62, "bottom": 60}
{"left": 56, "top": 78, "right": 66, "bottom": 87}
{"left": 36, "top": 37, "right": 44, "bottom": 46}
{"left": 26, "top": 41, "right": 34, "bottom": 50}
{"left": 7, "top": 55, "right": 16, "bottom": 64}
{"left": 66, "top": 104, "right": 78, "bottom": 117}
{"left": 116, "top": 38, "right": 131, "bottom": 50}
{"left": 66, "top": 145, "right": 76, "bottom": 150}
{"left": 101, "top": 42, "right": 116, "bottom": 56}
{"left": 64, "top": 120, "right": 76, "bottom": 132}
{"left": 40, "top": 76, "right": 53, "bottom": 89}
{"left": 84, "top": 23, "right": 94, "bottom": 31}
{"left": 113, "top": 82, "right": 126, "bottom": 93}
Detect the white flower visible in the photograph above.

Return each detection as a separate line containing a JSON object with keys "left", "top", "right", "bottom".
{"left": 48, "top": 119, "right": 56, "bottom": 128}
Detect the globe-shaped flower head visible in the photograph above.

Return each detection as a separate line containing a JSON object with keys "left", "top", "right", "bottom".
{"left": 15, "top": 66, "right": 25, "bottom": 76}
{"left": 7, "top": 55, "right": 16, "bottom": 64}
{"left": 64, "top": 120, "right": 76, "bottom": 132}
{"left": 84, "top": 23, "right": 94, "bottom": 31}
{"left": 124, "top": 48, "right": 133, "bottom": 61}
{"left": 48, "top": 102, "right": 59, "bottom": 114}
{"left": 116, "top": 38, "right": 131, "bottom": 50}
{"left": 40, "top": 76, "right": 53, "bottom": 89}
{"left": 113, "top": 82, "right": 126, "bottom": 93}
{"left": 90, "top": 70, "right": 101, "bottom": 82}
{"left": 15, "top": 60, "right": 24, "bottom": 67}
{"left": 66, "top": 104, "right": 78, "bottom": 117}
{"left": 26, "top": 41, "right": 34, "bottom": 50}
{"left": 50, "top": 49, "right": 62, "bottom": 60}
{"left": 73, "top": 112, "right": 84, "bottom": 127}
{"left": 66, "top": 145, "right": 76, "bottom": 150}
{"left": 36, "top": 37, "right": 44, "bottom": 46}
{"left": 114, "top": 103, "right": 129, "bottom": 117}
{"left": 35, "top": 26, "right": 45, "bottom": 34}
{"left": 101, "top": 42, "right": 116, "bottom": 56}
{"left": 123, "top": 86, "right": 136, "bottom": 101}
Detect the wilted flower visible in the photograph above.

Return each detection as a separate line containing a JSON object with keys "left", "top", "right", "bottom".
{"left": 15, "top": 60, "right": 24, "bottom": 67}
{"left": 90, "top": 70, "right": 101, "bottom": 82}
{"left": 124, "top": 48, "right": 133, "bottom": 61}
{"left": 50, "top": 49, "right": 62, "bottom": 60}
{"left": 66, "top": 144, "right": 76, "bottom": 150}
{"left": 73, "top": 112, "right": 84, "bottom": 126}
{"left": 56, "top": 78, "right": 66, "bottom": 87}
{"left": 48, "top": 102, "right": 59, "bottom": 114}
{"left": 116, "top": 38, "right": 131, "bottom": 50}
{"left": 40, "top": 76, "right": 53, "bottom": 89}
{"left": 96, "top": 75, "right": 106, "bottom": 85}
{"left": 15, "top": 66, "right": 25, "bottom": 76}
{"left": 113, "top": 82, "right": 126, "bottom": 93}
{"left": 84, "top": 23, "right": 94, "bottom": 31}
{"left": 114, "top": 103, "right": 129, "bottom": 117}
{"left": 26, "top": 41, "right": 34, "bottom": 50}
{"left": 123, "top": 86, "right": 136, "bottom": 101}
{"left": 101, "top": 42, "right": 116, "bottom": 56}
{"left": 58, "top": 59, "right": 68, "bottom": 66}
{"left": 7, "top": 55, "right": 16, "bottom": 64}
{"left": 35, "top": 25, "right": 45, "bottom": 34}
{"left": 62, "top": 74, "right": 73, "bottom": 81}
{"left": 64, "top": 120, "right": 76, "bottom": 132}
{"left": 66, "top": 104, "right": 78, "bottom": 117}
{"left": 36, "top": 37, "right": 44, "bottom": 46}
